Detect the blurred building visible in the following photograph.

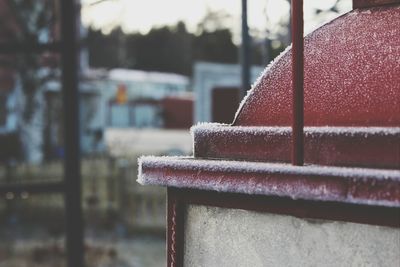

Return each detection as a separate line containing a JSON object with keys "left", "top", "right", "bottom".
{"left": 105, "top": 68, "right": 193, "bottom": 129}
{"left": 43, "top": 70, "right": 108, "bottom": 159}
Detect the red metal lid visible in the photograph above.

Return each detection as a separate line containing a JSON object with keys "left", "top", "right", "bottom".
{"left": 234, "top": 4, "right": 400, "bottom": 127}
{"left": 353, "top": 0, "right": 400, "bottom": 8}
{"left": 138, "top": 156, "right": 400, "bottom": 207}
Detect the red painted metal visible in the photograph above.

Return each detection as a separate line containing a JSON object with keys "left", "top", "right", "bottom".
{"left": 234, "top": 5, "right": 400, "bottom": 127}
{"left": 353, "top": 0, "right": 400, "bottom": 8}
{"left": 139, "top": 158, "right": 400, "bottom": 207}
{"left": 167, "top": 188, "right": 184, "bottom": 267}
{"left": 165, "top": 188, "right": 400, "bottom": 266}
{"left": 139, "top": 4, "right": 400, "bottom": 265}
{"left": 291, "top": 0, "right": 304, "bottom": 166}
{"left": 165, "top": 189, "right": 399, "bottom": 266}
{"left": 192, "top": 126, "right": 400, "bottom": 169}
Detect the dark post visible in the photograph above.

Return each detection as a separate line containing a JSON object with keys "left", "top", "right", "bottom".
{"left": 241, "top": 0, "right": 251, "bottom": 99}
{"left": 262, "top": 38, "right": 271, "bottom": 66}
{"left": 60, "top": 0, "right": 84, "bottom": 266}
{"left": 288, "top": 1, "right": 292, "bottom": 45}
{"left": 167, "top": 188, "right": 185, "bottom": 267}
{"left": 291, "top": 0, "right": 304, "bottom": 166}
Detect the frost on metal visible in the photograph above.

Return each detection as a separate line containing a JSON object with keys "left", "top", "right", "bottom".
{"left": 138, "top": 156, "right": 400, "bottom": 207}
{"left": 233, "top": 44, "right": 292, "bottom": 122}
{"left": 234, "top": 5, "right": 400, "bottom": 126}
{"left": 191, "top": 123, "right": 400, "bottom": 137}
{"left": 138, "top": 156, "right": 399, "bottom": 180}
{"left": 138, "top": 5, "right": 400, "bottom": 209}
{"left": 191, "top": 124, "right": 400, "bottom": 168}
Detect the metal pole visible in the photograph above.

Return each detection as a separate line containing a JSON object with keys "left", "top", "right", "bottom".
{"left": 241, "top": 0, "right": 251, "bottom": 99}
{"left": 262, "top": 38, "right": 271, "bottom": 66}
{"left": 291, "top": 0, "right": 304, "bottom": 166}
{"left": 60, "top": 0, "right": 84, "bottom": 266}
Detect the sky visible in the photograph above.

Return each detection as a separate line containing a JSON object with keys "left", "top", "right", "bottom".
{"left": 81, "top": 0, "right": 351, "bottom": 39}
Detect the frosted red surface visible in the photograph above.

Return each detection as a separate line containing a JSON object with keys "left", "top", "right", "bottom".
{"left": 234, "top": 5, "right": 400, "bottom": 126}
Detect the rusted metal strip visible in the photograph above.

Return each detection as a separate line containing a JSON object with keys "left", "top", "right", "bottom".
{"left": 174, "top": 189, "right": 400, "bottom": 228}
{"left": 291, "top": 0, "right": 304, "bottom": 166}
{"left": 192, "top": 126, "right": 400, "bottom": 169}
{"left": 139, "top": 158, "right": 400, "bottom": 208}
{"left": 353, "top": 0, "right": 400, "bottom": 8}
{"left": 167, "top": 188, "right": 184, "bottom": 267}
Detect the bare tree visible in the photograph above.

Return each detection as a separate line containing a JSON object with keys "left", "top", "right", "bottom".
{"left": 1, "top": 0, "right": 59, "bottom": 162}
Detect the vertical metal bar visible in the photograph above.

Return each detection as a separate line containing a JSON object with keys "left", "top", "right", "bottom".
{"left": 60, "top": 0, "right": 84, "bottom": 266}
{"left": 261, "top": 38, "right": 270, "bottom": 66}
{"left": 291, "top": 0, "right": 304, "bottom": 166}
{"left": 241, "top": 0, "right": 251, "bottom": 99}
{"left": 288, "top": 2, "right": 292, "bottom": 46}
{"left": 167, "top": 188, "right": 184, "bottom": 267}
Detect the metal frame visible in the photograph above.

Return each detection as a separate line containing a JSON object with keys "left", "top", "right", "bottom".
{"left": 240, "top": 0, "right": 251, "bottom": 99}
{"left": 241, "top": 0, "right": 305, "bottom": 165}
{"left": 167, "top": 189, "right": 185, "bottom": 267}
{"left": 60, "top": 0, "right": 84, "bottom": 266}
{"left": 192, "top": 125, "right": 400, "bottom": 168}
{"left": 164, "top": 1, "right": 400, "bottom": 266}
{"left": 353, "top": 0, "right": 400, "bottom": 8}
{"left": 167, "top": 188, "right": 400, "bottom": 267}
{"left": 132, "top": 1, "right": 400, "bottom": 266}
{"left": 291, "top": 0, "right": 304, "bottom": 166}
{"left": 140, "top": 157, "right": 400, "bottom": 208}
{"left": 0, "top": 1, "right": 84, "bottom": 266}
{"left": 166, "top": 1, "right": 303, "bottom": 266}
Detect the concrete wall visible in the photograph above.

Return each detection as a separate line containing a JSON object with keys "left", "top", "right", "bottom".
{"left": 184, "top": 205, "right": 400, "bottom": 267}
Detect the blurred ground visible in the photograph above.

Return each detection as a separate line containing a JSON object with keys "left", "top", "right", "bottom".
{"left": 0, "top": 234, "right": 165, "bottom": 267}
{"left": 0, "top": 128, "right": 192, "bottom": 266}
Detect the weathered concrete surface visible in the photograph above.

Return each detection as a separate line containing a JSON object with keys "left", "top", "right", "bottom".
{"left": 184, "top": 205, "right": 400, "bottom": 267}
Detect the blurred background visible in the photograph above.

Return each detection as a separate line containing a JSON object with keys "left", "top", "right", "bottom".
{"left": 0, "top": 0, "right": 351, "bottom": 266}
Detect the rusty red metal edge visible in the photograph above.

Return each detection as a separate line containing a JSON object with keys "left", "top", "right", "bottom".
{"left": 192, "top": 126, "right": 400, "bottom": 169}
{"left": 138, "top": 157, "right": 400, "bottom": 208}
{"left": 165, "top": 188, "right": 400, "bottom": 265}
{"left": 169, "top": 188, "right": 400, "bottom": 229}
{"left": 167, "top": 189, "right": 184, "bottom": 267}
{"left": 353, "top": 0, "right": 400, "bottom": 8}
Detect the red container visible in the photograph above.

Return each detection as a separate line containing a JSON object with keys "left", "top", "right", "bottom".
{"left": 139, "top": 1, "right": 400, "bottom": 266}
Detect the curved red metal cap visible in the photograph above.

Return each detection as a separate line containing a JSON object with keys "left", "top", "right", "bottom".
{"left": 234, "top": 4, "right": 400, "bottom": 127}
{"left": 353, "top": 0, "right": 400, "bottom": 9}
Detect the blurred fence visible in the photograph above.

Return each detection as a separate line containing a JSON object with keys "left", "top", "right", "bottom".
{"left": 0, "top": 156, "right": 165, "bottom": 234}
